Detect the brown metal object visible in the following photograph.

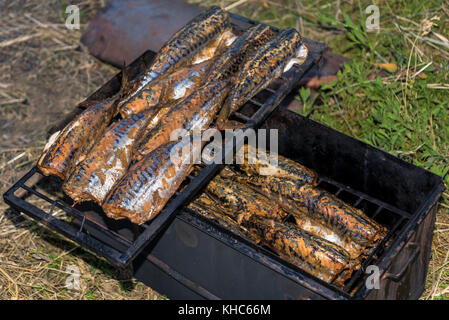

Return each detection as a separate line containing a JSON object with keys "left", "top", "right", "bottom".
{"left": 81, "top": 0, "right": 203, "bottom": 67}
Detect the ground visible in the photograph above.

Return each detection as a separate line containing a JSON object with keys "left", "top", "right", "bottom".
{"left": 0, "top": 0, "right": 448, "bottom": 299}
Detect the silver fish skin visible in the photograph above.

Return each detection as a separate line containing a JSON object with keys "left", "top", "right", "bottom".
{"left": 103, "top": 139, "right": 199, "bottom": 224}
{"left": 216, "top": 28, "right": 303, "bottom": 127}
{"left": 134, "top": 79, "right": 230, "bottom": 159}
{"left": 205, "top": 23, "right": 275, "bottom": 82}
{"left": 63, "top": 108, "right": 152, "bottom": 204}
{"left": 120, "top": 6, "right": 229, "bottom": 106}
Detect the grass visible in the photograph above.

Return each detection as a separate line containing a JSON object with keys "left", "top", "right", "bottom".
{"left": 0, "top": 0, "right": 447, "bottom": 299}
{"left": 0, "top": 0, "right": 161, "bottom": 300}
{"left": 189, "top": 0, "right": 449, "bottom": 299}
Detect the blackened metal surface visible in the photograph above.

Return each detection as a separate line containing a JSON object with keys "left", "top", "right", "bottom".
{"left": 261, "top": 107, "right": 444, "bottom": 215}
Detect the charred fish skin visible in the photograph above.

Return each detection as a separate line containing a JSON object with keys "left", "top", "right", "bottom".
{"left": 205, "top": 24, "right": 275, "bottom": 82}
{"left": 103, "top": 139, "right": 197, "bottom": 224}
{"left": 234, "top": 170, "right": 387, "bottom": 247}
{"left": 240, "top": 216, "right": 355, "bottom": 286}
{"left": 37, "top": 93, "right": 119, "bottom": 180}
{"left": 164, "top": 61, "right": 210, "bottom": 102}
{"left": 187, "top": 193, "right": 262, "bottom": 244}
{"left": 189, "top": 28, "right": 236, "bottom": 65}
{"left": 120, "top": 6, "right": 229, "bottom": 105}
{"left": 218, "top": 166, "right": 363, "bottom": 259}
{"left": 237, "top": 144, "right": 317, "bottom": 185}
{"left": 119, "top": 27, "right": 235, "bottom": 119}
{"left": 134, "top": 79, "right": 230, "bottom": 160}
{"left": 292, "top": 213, "right": 363, "bottom": 260}
{"left": 204, "top": 174, "right": 288, "bottom": 223}
{"left": 296, "top": 185, "right": 388, "bottom": 246}
{"left": 63, "top": 109, "right": 152, "bottom": 204}
{"left": 119, "top": 60, "right": 211, "bottom": 118}
{"left": 216, "top": 28, "right": 303, "bottom": 127}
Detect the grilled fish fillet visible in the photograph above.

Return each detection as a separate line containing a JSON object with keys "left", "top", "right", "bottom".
{"left": 63, "top": 108, "right": 152, "bottom": 204}
{"left": 134, "top": 79, "right": 230, "bottom": 160}
{"left": 120, "top": 6, "right": 229, "bottom": 105}
{"left": 216, "top": 28, "right": 305, "bottom": 128}
{"left": 103, "top": 139, "right": 199, "bottom": 224}
{"left": 228, "top": 170, "right": 387, "bottom": 247}
{"left": 214, "top": 166, "right": 362, "bottom": 259}
{"left": 37, "top": 93, "right": 119, "bottom": 180}
{"left": 119, "top": 28, "right": 236, "bottom": 118}
{"left": 190, "top": 29, "right": 237, "bottom": 65}
{"left": 240, "top": 216, "right": 356, "bottom": 286}
{"left": 235, "top": 144, "right": 317, "bottom": 184}
{"left": 204, "top": 174, "right": 288, "bottom": 223}
{"left": 119, "top": 60, "right": 210, "bottom": 118}
{"left": 187, "top": 193, "right": 262, "bottom": 244}
{"left": 205, "top": 24, "right": 275, "bottom": 82}
{"left": 294, "top": 185, "right": 388, "bottom": 246}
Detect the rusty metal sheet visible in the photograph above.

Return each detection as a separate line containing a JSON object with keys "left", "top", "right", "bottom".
{"left": 81, "top": 0, "right": 202, "bottom": 67}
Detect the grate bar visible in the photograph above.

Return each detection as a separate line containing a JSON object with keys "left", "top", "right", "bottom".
{"left": 353, "top": 197, "right": 363, "bottom": 207}
{"left": 233, "top": 112, "right": 251, "bottom": 122}
{"left": 371, "top": 206, "right": 383, "bottom": 220}
{"left": 319, "top": 176, "right": 412, "bottom": 218}
{"left": 15, "top": 174, "right": 132, "bottom": 248}
{"left": 248, "top": 99, "right": 263, "bottom": 107}
{"left": 264, "top": 87, "right": 277, "bottom": 94}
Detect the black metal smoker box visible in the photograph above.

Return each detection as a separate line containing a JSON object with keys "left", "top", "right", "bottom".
{"left": 3, "top": 14, "right": 445, "bottom": 300}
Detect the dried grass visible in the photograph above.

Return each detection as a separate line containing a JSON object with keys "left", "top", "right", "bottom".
{"left": 0, "top": 0, "right": 162, "bottom": 300}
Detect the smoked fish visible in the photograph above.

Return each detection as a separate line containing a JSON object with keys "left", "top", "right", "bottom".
{"left": 216, "top": 28, "right": 306, "bottom": 128}
{"left": 119, "top": 28, "right": 236, "bottom": 118}
{"left": 240, "top": 216, "right": 356, "bottom": 286}
{"left": 189, "top": 28, "right": 237, "bottom": 65}
{"left": 235, "top": 144, "right": 317, "bottom": 184}
{"left": 294, "top": 185, "right": 388, "bottom": 246}
{"left": 119, "top": 60, "right": 210, "bottom": 118}
{"left": 134, "top": 79, "right": 230, "bottom": 159}
{"left": 37, "top": 93, "right": 119, "bottom": 180}
{"left": 229, "top": 171, "right": 387, "bottom": 247}
{"left": 63, "top": 108, "right": 152, "bottom": 204}
{"left": 204, "top": 174, "right": 288, "bottom": 223}
{"left": 120, "top": 6, "right": 229, "bottom": 105}
{"left": 187, "top": 193, "right": 262, "bottom": 244}
{"left": 205, "top": 24, "right": 275, "bottom": 82}
{"left": 103, "top": 139, "right": 199, "bottom": 224}
{"left": 216, "top": 166, "right": 363, "bottom": 259}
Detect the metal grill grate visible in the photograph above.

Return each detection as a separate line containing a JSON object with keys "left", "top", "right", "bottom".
{"left": 3, "top": 14, "right": 326, "bottom": 269}
{"left": 185, "top": 170, "right": 411, "bottom": 296}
